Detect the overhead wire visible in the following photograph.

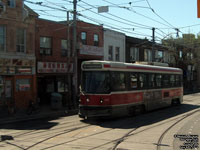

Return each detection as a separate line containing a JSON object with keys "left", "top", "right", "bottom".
{"left": 78, "top": 0, "right": 153, "bottom": 29}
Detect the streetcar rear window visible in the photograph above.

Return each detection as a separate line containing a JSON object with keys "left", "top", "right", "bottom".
{"left": 82, "top": 71, "right": 110, "bottom": 94}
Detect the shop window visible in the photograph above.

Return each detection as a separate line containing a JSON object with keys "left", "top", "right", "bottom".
{"left": 0, "top": 25, "right": 6, "bottom": 52}
{"left": 16, "top": 28, "right": 26, "bottom": 53}
{"left": 46, "top": 79, "right": 54, "bottom": 93}
{"left": 57, "top": 78, "right": 68, "bottom": 92}
{"left": 40, "top": 37, "right": 52, "bottom": 56}
{"left": 16, "top": 79, "right": 31, "bottom": 92}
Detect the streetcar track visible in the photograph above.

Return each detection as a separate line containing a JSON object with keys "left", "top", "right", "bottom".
{"left": 111, "top": 108, "right": 200, "bottom": 150}
{"left": 156, "top": 109, "right": 200, "bottom": 150}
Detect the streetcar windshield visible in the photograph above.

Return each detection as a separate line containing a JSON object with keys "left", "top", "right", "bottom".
{"left": 82, "top": 71, "right": 110, "bottom": 94}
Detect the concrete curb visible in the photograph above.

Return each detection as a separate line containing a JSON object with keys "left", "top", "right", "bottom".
{"left": 0, "top": 109, "right": 78, "bottom": 125}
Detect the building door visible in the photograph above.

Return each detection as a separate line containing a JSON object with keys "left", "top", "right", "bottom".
{"left": 5, "top": 78, "right": 13, "bottom": 100}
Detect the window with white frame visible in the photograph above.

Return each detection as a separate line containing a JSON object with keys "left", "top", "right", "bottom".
{"left": 144, "top": 49, "right": 152, "bottom": 62}
{"left": 61, "top": 39, "right": 68, "bottom": 56}
{"left": 7, "top": 0, "right": 16, "bottom": 8}
{"left": 0, "top": 25, "right": 6, "bottom": 52}
{"left": 108, "top": 46, "right": 113, "bottom": 61}
{"left": 130, "top": 47, "right": 139, "bottom": 62}
{"left": 115, "top": 47, "right": 120, "bottom": 61}
{"left": 16, "top": 28, "right": 26, "bottom": 53}
{"left": 40, "top": 37, "right": 52, "bottom": 56}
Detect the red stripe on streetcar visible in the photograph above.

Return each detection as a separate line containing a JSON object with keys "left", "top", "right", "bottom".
{"left": 104, "top": 64, "right": 111, "bottom": 68}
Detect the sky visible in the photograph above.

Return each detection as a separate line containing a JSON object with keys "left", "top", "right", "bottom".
{"left": 24, "top": 0, "right": 200, "bottom": 42}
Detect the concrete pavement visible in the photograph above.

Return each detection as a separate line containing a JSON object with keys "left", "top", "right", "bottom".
{"left": 0, "top": 106, "right": 78, "bottom": 125}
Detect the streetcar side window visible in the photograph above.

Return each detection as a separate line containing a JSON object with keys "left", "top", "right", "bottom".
{"left": 170, "top": 75, "right": 175, "bottom": 87}
{"left": 111, "top": 72, "right": 126, "bottom": 91}
{"left": 129, "top": 73, "right": 138, "bottom": 89}
{"left": 138, "top": 73, "right": 148, "bottom": 89}
{"left": 163, "top": 74, "right": 170, "bottom": 87}
{"left": 149, "top": 74, "right": 155, "bottom": 88}
{"left": 155, "top": 74, "right": 162, "bottom": 88}
{"left": 175, "top": 75, "right": 181, "bottom": 86}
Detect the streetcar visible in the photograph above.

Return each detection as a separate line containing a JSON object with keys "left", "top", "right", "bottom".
{"left": 79, "top": 60, "right": 183, "bottom": 119}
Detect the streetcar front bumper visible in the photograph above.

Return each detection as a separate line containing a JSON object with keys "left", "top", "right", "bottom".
{"left": 79, "top": 105, "right": 112, "bottom": 118}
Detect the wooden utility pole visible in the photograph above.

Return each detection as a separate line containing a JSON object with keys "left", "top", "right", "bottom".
{"left": 66, "top": 11, "right": 72, "bottom": 108}
{"left": 152, "top": 27, "right": 155, "bottom": 62}
{"left": 73, "top": 0, "right": 78, "bottom": 108}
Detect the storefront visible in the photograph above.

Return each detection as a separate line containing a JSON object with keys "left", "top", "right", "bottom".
{"left": 0, "top": 57, "right": 36, "bottom": 110}
{"left": 37, "top": 61, "right": 73, "bottom": 108}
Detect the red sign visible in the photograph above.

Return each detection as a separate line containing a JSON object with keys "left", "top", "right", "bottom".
{"left": 37, "top": 62, "right": 73, "bottom": 73}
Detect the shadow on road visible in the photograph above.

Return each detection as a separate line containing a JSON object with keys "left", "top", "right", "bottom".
{"left": 81, "top": 104, "right": 200, "bottom": 129}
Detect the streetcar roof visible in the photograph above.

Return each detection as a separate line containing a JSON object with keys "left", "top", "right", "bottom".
{"left": 81, "top": 60, "right": 182, "bottom": 74}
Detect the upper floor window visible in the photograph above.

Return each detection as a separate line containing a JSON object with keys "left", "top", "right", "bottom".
{"left": 130, "top": 47, "right": 139, "bottom": 62}
{"left": 7, "top": 0, "right": 16, "bottom": 8}
{"left": 108, "top": 45, "right": 113, "bottom": 61}
{"left": 40, "top": 37, "right": 52, "bottom": 56}
{"left": 94, "top": 34, "right": 99, "bottom": 46}
{"left": 115, "top": 47, "right": 120, "bottom": 61}
{"left": 155, "top": 50, "right": 164, "bottom": 62}
{"left": 0, "top": 26, "right": 6, "bottom": 52}
{"left": 16, "top": 28, "right": 26, "bottom": 53}
{"left": 144, "top": 49, "right": 152, "bottom": 62}
{"left": 81, "top": 32, "right": 87, "bottom": 45}
{"left": 61, "top": 39, "right": 68, "bottom": 56}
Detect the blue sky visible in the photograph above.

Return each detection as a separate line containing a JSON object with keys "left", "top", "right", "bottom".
{"left": 25, "top": 0, "right": 200, "bottom": 42}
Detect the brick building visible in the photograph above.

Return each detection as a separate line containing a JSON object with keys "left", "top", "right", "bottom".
{"left": 35, "top": 18, "right": 73, "bottom": 108}
{"left": 35, "top": 20, "right": 104, "bottom": 108}
{"left": 0, "top": 0, "right": 38, "bottom": 110}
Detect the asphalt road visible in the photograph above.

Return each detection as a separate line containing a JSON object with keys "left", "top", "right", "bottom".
{"left": 0, "top": 93, "right": 200, "bottom": 150}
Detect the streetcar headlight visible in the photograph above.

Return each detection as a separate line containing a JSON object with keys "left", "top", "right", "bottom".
{"left": 100, "top": 98, "right": 104, "bottom": 103}
{"left": 86, "top": 98, "right": 90, "bottom": 102}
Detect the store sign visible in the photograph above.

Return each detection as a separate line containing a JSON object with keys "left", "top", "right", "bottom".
{"left": 37, "top": 62, "right": 73, "bottom": 73}
{"left": 79, "top": 45, "right": 104, "bottom": 56}
{"left": 0, "top": 58, "right": 35, "bottom": 67}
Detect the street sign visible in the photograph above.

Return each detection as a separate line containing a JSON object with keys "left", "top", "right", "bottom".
{"left": 98, "top": 6, "right": 109, "bottom": 13}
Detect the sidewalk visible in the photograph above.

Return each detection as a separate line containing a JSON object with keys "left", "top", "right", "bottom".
{"left": 0, "top": 106, "right": 78, "bottom": 125}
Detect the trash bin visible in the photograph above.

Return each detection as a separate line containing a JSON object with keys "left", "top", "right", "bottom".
{"left": 51, "top": 92, "right": 62, "bottom": 110}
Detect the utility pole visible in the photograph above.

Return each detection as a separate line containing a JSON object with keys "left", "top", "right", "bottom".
{"left": 72, "top": 0, "right": 78, "bottom": 108}
{"left": 152, "top": 27, "right": 155, "bottom": 62}
{"left": 66, "top": 11, "right": 72, "bottom": 108}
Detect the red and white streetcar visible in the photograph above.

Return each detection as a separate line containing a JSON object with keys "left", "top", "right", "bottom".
{"left": 79, "top": 60, "right": 183, "bottom": 119}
